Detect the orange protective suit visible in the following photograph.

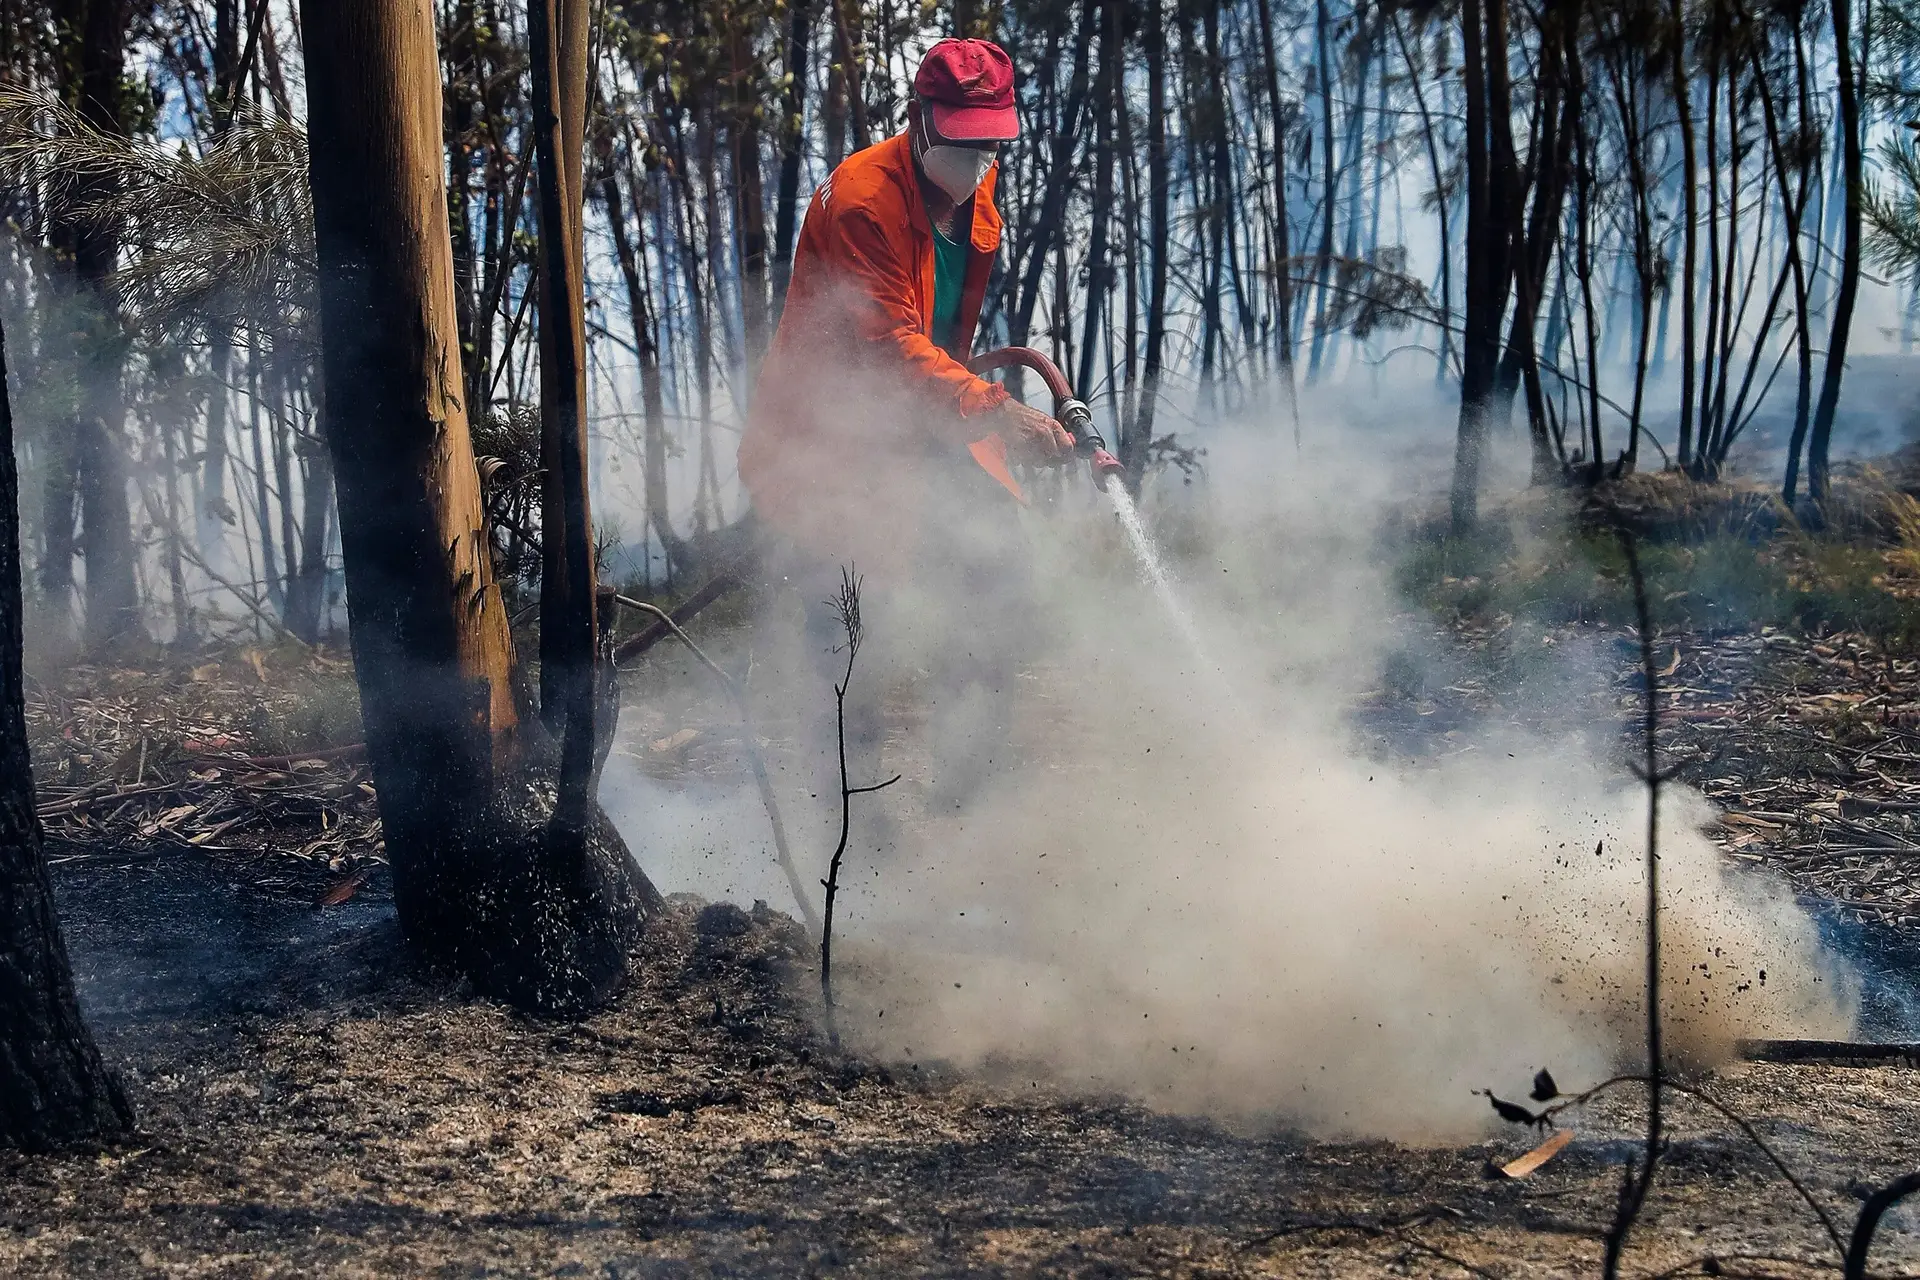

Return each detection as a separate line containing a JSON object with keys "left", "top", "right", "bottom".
{"left": 738, "top": 132, "right": 1013, "bottom": 576}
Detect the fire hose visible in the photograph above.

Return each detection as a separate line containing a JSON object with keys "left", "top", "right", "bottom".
{"left": 615, "top": 346, "right": 1118, "bottom": 665}
{"left": 965, "top": 346, "right": 1125, "bottom": 499}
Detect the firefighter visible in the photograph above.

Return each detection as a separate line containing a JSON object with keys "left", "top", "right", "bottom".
{"left": 739, "top": 37, "right": 1067, "bottom": 805}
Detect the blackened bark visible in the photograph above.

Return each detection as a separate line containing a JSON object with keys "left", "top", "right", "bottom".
{"left": 1254, "top": 0, "right": 1297, "bottom": 427}
{"left": 1450, "top": 0, "right": 1517, "bottom": 534}
{"left": 529, "top": 0, "right": 599, "bottom": 825}
{"left": 1495, "top": 29, "right": 1574, "bottom": 480}
{"left": 1672, "top": 0, "right": 1699, "bottom": 472}
{"left": 300, "top": 0, "right": 655, "bottom": 1016}
{"left": 1077, "top": 0, "right": 1115, "bottom": 403}
{"left": 771, "top": 0, "right": 813, "bottom": 316}
{"left": 201, "top": 0, "right": 238, "bottom": 545}
{"left": 1127, "top": 0, "right": 1170, "bottom": 496}
{"left": 1807, "top": 0, "right": 1863, "bottom": 506}
{"left": 199, "top": 330, "right": 233, "bottom": 546}
{"left": 36, "top": 430, "right": 76, "bottom": 616}
{"left": 731, "top": 22, "right": 770, "bottom": 369}
{"left": 284, "top": 428, "right": 333, "bottom": 645}
{"left": 0, "top": 305, "right": 133, "bottom": 1153}
{"left": 63, "top": 0, "right": 140, "bottom": 649}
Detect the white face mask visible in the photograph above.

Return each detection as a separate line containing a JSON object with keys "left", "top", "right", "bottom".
{"left": 917, "top": 117, "right": 995, "bottom": 201}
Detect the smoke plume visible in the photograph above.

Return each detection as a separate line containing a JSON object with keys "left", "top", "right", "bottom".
{"left": 608, "top": 395, "right": 1853, "bottom": 1141}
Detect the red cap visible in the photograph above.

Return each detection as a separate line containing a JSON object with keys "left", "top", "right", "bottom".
{"left": 914, "top": 38, "right": 1018, "bottom": 142}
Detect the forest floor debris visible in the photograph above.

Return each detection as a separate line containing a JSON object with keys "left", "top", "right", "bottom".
{"left": 5, "top": 856, "right": 1920, "bottom": 1277}
{"left": 23, "top": 644, "right": 380, "bottom": 901}
{"left": 13, "top": 616, "right": 1920, "bottom": 1273}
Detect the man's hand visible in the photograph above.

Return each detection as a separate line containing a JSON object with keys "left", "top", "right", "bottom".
{"left": 998, "top": 399, "right": 1075, "bottom": 465}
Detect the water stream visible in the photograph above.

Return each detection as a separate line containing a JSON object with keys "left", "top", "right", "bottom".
{"left": 1104, "top": 483, "right": 1217, "bottom": 676}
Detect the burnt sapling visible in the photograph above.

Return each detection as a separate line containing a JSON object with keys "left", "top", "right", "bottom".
{"left": 816, "top": 567, "right": 899, "bottom": 1049}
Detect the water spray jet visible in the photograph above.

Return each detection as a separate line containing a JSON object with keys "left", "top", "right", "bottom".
{"left": 967, "top": 346, "right": 1213, "bottom": 671}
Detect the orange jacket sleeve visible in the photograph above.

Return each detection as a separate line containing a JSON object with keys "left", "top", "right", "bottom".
{"left": 832, "top": 204, "right": 1009, "bottom": 441}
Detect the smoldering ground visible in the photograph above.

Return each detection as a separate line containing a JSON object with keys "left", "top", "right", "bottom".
{"left": 601, "top": 392, "right": 1855, "bottom": 1143}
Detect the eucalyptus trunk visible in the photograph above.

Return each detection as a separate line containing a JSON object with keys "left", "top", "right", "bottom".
{"left": 300, "top": 0, "right": 655, "bottom": 1015}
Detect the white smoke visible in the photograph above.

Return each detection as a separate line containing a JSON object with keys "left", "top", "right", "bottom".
{"left": 604, "top": 386, "right": 1854, "bottom": 1141}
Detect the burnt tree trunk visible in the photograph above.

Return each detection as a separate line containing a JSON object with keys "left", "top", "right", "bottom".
{"left": 1009, "top": 0, "right": 1096, "bottom": 389}
{"left": 529, "top": 0, "right": 601, "bottom": 825}
{"left": 731, "top": 20, "right": 770, "bottom": 370}
{"left": 58, "top": 0, "right": 141, "bottom": 649}
{"left": 1449, "top": 0, "right": 1517, "bottom": 535}
{"left": 0, "top": 305, "right": 133, "bottom": 1152}
{"left": 602, "top": 166, "right": 687, "bottom": 578}
{"left": 1125, "top": 0, "right": 1169, "bottom": 495}
{"left": 299, "top": 0, "right": 655, "bottom": 1016}
{"left": 1672, "top": 0, "right": 1699, "bottom": 473}
{"left": 1807, "top": 0, "right": 1863, "bottom": 506}
{"left": 1254, "top": 0, "right": 1297, "bottom": 428}
{"left": 199, "top": 0, "right": 240, "bottom": 552}
{"left": 771, "top": 0, "right": 813, "bottom": 316}
{"left": 1077, "top": 0, "right": 1114, "bottom": 404}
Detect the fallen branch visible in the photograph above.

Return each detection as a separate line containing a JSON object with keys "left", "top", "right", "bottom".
{"left": 611, "top": 569, "right": 745, "bottom": 665}
{"left": 610, "top": 593, "right": 818, "bottom": 935}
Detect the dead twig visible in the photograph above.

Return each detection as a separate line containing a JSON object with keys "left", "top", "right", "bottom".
{"left": 1542, "top": 1074, "right": 1845, "bottom": 1261}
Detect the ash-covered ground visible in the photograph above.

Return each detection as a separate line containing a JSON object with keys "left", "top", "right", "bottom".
{"left": 12, "top": 614, "right": 1920, "bottom": 1277}
{"left": 1, "top": 848, "right": 1918, "bottom": 1278}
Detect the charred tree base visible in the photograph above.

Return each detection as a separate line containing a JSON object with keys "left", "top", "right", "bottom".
{"left": 388, "top": 769, "right": 663, "bottom": 1019}
{"left": 0, "top": 833, "right": 136, "bottom": 1153}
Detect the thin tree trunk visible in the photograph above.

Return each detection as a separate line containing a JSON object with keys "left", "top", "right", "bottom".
{"left": 1808, "top": 0, "right": 1864, "bottom": 505}
{"left": 1126, "top": 0, "right": 1170, "bottom": 495}
{"left": 66, "top": 0, "right": 140, "bottom": 650}
{"left": 1698, "top": 46, "right": 1723, "bottom": 473}
{"left": 830, "top": 0, "right": 869, "bottom": 152}
{"left": 447, "top": 0, "right": 482, "bottom": 401}
{"left": 1571, "top": 17, "right": 1603, "bottom": 477}
{"left": 36, "top": 427, "right": 76, "bottom": 628}
{"left": 1010, "top": 0, "right": 1097, "bottom": 364}
{"left": 199, "top": 331, "right": 232, "bottom": 550}
{"left": 1391, "top": 12, "right": 1451, "bottom": 387}
{"left": 771, "top": 0, "right": 813, "bottom": 315}
{"left": 1307, "top": 0, "right": 1337, "bottom": 383}
{"left": 285, "top": 429, "right": 332, "bottom": 645}
{"left": 731, "top": 21, "right": 770, "bottom": 370}
{"left": 1764, "top": 20, "right": 1816, "bottom": 504}
{"left": 1078, "top": 0, "right": 1115, "bottom": 404}
{"left": 1673, "top": 0, "right": 1699, "bottom": 471}
{"left": 246, "top": 339, "right": 282, "bottom": 611}
{"left": 603, "top": 165, "right": 687, "bottom": 576}
{"left": 1255, "top": 0, "right": 1298, "bottom": 431}
{"left": 1451, "top": 0, "right": 1516, "bottom": 534}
